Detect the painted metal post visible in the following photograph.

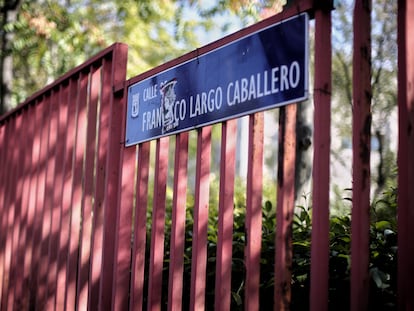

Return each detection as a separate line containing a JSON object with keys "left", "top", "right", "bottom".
{"left": 112, "top": 76, "right": 136, "bottom": 311}
{"left": 245, "top": 112, "right": 264, "bottom": 311}
{"left": 0, "top": 122, "right": 6, "bottom": 309}
{"left": 46, "top": 86, "right": 69, "bottom": 310}
{"left": 275, "top": 104, "right": 297, "bottom": 311}
{"left": 97, "top": 55, "right": 119, "bottom": 311}
{"left": 76, "top": 67, "right": 101, "bottom": 311}
{"left": 55, "top": 78, "right": 78, "bottom": 311}
{"left": 13, "top": 104, "right": 35, "bottom": 310}
{"left": 1, "top": 116, "right": 17, "bottom": 311}
{"left": 23, "top": 101, "right": 43, "bottom": 309}
{"left": 310, "top": 2, "right": 332, "bottom": 311}
{"left": 351, "top": 1, "right": 372, "bottom": 310}
{"left": 37, "top": 92, "right": 56, "bottom": 309}
{"left": 31, "top": 96, "right": 50, "bottom": 309}
{"left": 215, "top": 119, "right": 237, "bottom": 311}
{"left": 88, "top": 59, "right": 111, "bottom": 309}
{"left": 99, "top": 43, "right": 128, "bottom": 311}
{"left": 130, "top": 142, "right": 150, "bottom": 311}
{"left": 147, "top": 137, "right": 169, "bottom": 311}
{"left": 113, "top": 146, "right": 136, "bottom": 311}
{"left": 6, "top": 113, "right": 24, "bottom": 310}
{"left": 67, "top": 72, "right": 88, "bottom": 311}
{"left": 189, "top": 126, "right": 212, "bottom": 311}
{"left": 167, "top": 132, "right": 189, "bottom": 311}
{"left": 397, "top": 0, "right": 414, "bottom": 309}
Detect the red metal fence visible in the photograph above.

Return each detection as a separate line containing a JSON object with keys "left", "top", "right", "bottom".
{"left": 0, "top": 1, "right": 413, "bottom": 310}
{"left": 0, "top": 42, "right": 128, "bottom": 310}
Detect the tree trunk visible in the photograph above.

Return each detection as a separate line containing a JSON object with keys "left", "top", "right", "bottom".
{"left": 295, "top": 100, "right": 313, "bottom": 204}
{"left": 1, "top": 0, "right": 22, "bottom": 114}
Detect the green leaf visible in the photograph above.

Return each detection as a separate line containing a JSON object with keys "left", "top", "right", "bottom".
{"left": 375, "top": 220, "right": 391, "bottom": 230}
{"left": 370, "top": 267, "right": 391, "bottom": 289}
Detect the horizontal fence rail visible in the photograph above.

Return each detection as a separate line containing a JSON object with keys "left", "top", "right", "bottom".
{"left": 1, "top": 1, "right": 414, "bottom": 310}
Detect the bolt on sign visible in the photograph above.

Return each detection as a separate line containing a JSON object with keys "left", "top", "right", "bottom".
{"left": 126, "top": 13, "right": 309, "bottom": 146}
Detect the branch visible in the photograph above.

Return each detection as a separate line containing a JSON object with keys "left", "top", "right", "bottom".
{"left": 335, "top": 50, "right": 353, "bottom": 106}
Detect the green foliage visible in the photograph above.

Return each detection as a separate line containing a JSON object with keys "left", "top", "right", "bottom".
{"left": 143, "top": 179, "right": 397, "bottom": 309}
{"left": 331, "top": 0, "right": 398, "bottom": 199}
{"left": 7, "top": 1, "right": 111, "bottom": 104}
{"left": 3, "top": 0, "right": 222, "bottom": 108}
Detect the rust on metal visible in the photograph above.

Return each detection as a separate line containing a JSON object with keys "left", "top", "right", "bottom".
{"left": 275, "top": 103, "right": 297, "bottom": 311}
{"left": 397, "top": 0, "right": 414, "bottom": 309}
{"left": 310, "top": 4, "right": 332, "bottom": 311}
{"left": 351, "top": 1, "right": 372, "bottom": 310}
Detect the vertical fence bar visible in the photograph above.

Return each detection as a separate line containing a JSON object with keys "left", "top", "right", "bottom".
{"left": 397, "top": 0, "right": 414, "bottom": 309}
{"left": 0, "top": 156, "right": 2, "bottom": 311}
{"left": 0, "top": 124, "right": 5, "bottom": 198}
{"left": 99, "top": 43, "right": 128, "bottom": 310}
{"left": 67, "top": 73, "right": 88, "bottom": 310}
{"left": 1, "top": 116, "right": 17, "bottom": 311}
{"left": 15, "top": 105, "right": 36, "bottom": 310}
{"left": 0, "top": 122, "right": 6, "bottom": 309}
{"left": 7, "top": 112, "right": 25, "bottom": 310}
{"left": 0, "top": 117, "right": 13, "bottom": 310}
{"left": 275, "top": 105, "right": 297, "bottom": 311}
{"left": 47, "top": 85, "right": 69, "bottom": 310}
{"left": 310, "top": 3, "right": 332, "bottom": 311}
{"left": 0, "top": 123, "right": 5, "bottom": 198}
{"left": 89, "top": 57, "right": 111, "bottom": 310}
{"left": 245, "top": 113, "right": 264, "bottom": 311}
{"left": 215, "top": 119, "right": 237, "bottom": 311}
{"left": 111, "top": 46, "right": 132, "bottom": 311}
{"left": 30, "top": 96, "right": 50, "bottom": 309}
{"left": 130, "top": 142, "right": 150, "bottom": 311}
{"left": 41, "top": 91, "right": 60, "bottom": 309}
{"left": 351, "top": 1, "right": 372, "bottom": 310}
{"left": 167, "top": 132, "right": 189, "bottom": 311}
{"left": 190, "top": 126, "right": 212, "bottom": 311}
{"left": 23, "top": 101, "right": 42, "bottom": 309}
{"left": 12, "top": 109, "right": 28, "bottom": 309}
{"left": 77, "top": 67, "right": 100, "bottom": 311}
{"left": 0, "top": 118, "right": 10, "bottom": 310}
{"left": 55, "top": 77, "right": 79, "bottom": 310}
{"left": 0, "top": 121, "right": 7, "bottom": 309}
{"left": 89, "top": 50, "right": 127, "bottom": 310}
{"left": 113, "top": 145, "right": 136, "bottom": 311}
{"left": 13, "top": 109, "right": 30, "bottom": 310}
{"left": 0, "top": 120, "right": 11, "bottom": 310}
{"left": 148, "top": 136, "right": 169, "bottom": 311}
{"left": 37, "top": 91, "right": 57, "bottom": 309}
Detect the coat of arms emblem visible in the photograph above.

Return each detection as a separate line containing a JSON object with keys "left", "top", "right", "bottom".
{"left": 160, "top": 78, "right": 178, "bottom": 133}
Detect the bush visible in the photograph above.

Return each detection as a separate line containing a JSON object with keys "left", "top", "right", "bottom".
{"left": 146, "top": 183, "right": 397, "bottom": 310}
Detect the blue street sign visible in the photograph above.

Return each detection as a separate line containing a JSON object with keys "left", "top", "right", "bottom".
{"left": 126, "top": 13, "right": 309, "bottom": 146}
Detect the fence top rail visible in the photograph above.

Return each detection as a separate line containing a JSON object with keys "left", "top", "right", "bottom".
{"left": 0, "top": 42, "right": 126, "bottom": 125}
{"left": 125, "top": 0, "right": 328, "bottom": 88}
